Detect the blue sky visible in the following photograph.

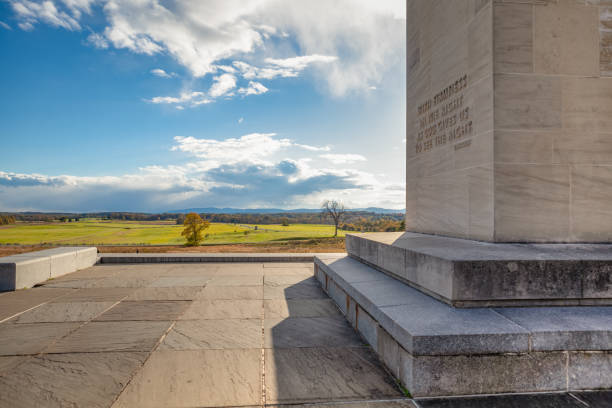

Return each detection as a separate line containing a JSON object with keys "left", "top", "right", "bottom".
{"left": 0, "top": 0, "right": 406, "bottom": 212}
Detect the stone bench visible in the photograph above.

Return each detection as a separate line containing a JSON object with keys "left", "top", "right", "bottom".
{"left": 347, "top": 232, "right": 612, "bottom": 307}
{"left": 315, "top": 255, "right": 612, "bottom": 397}
{"left": 0, "top": 247, "right": 98, "bottom": 291}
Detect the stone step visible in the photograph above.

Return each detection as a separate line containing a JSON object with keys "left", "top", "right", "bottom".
{"left": 346, "top": 232, "right": 612, "bottom": 307}
{"left": 314, "top": 254, "right": 612, "bottom": 397}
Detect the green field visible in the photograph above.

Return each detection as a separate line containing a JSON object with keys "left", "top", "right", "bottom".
{"left": 0, "top": 219, "right": 346, "bottom": 245}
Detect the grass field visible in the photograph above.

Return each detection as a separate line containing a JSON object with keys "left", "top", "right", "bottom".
{"left": 0, "top": 219, "right": 346, "bottom": 246}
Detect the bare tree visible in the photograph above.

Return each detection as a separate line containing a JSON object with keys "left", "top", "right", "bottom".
{"left": 321, "top": 200, "right": 346, "bottom": 237}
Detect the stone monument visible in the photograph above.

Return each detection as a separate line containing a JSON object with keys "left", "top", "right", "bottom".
{"left": 314, "top": 0, "right": 612, "bottom": 398}
{"left": 406, "top": 0, "right": 612, "bottom": 243}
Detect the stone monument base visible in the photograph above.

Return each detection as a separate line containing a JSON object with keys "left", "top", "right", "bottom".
{"left": 314, "top": 233, "right": 612, "bottom": 397}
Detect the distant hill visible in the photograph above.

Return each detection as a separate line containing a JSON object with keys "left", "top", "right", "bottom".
{"left": 168, "top": 207, "right": 405, "bottom": 214}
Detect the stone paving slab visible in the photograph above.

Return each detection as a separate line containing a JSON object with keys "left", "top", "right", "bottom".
{"left": 263, "top": 267, "right": 315, "bottom": 276}
{"left": 180, "top": 299, "right": 263, "bottom": 320}
{"left": 94, "top": 277, "right": 157, "bottom": 288}
{"left": 0, "top": 322, "right": 81, "bottom": 356}
{"left": 264, "top": 299, "right": 341, "bottom": 318}
{"left": 265, "top": 347, "right": 402, "bottom": 404}
{"left": 113, "top": 349, "right": 262, "bottom": 408}
{"left": 148, "top": 276, "right": 211, "bottom": 287}
{"left": 264, "top": 317, "right": 364, "bottom": 348}
{"left": 42, "top": 277, "right": 106, "bottom": 288}
{"left": 10, "top": 301, "right": 115, "bottom": 323}
{"left": 47, "top": 321, "right": 172, "bottom": 353}
{"left": 0, "top": 352, "right": 148, "bottom": 408}
{"left": 48, "top": 287, "right": 135, "bottom": 303}
{"left": 0, "top": 287, "right": 75, "bottom": 321}
{"left": 160, "top": 319, "right": 262, "bottom": 350}
{"left": 207, "top": 275, "right": 264, "bottom": 286}
{"left": 160, "top": 263, "right": 265, "bottom": 276}
{"left": 0, "top": 356, "right": 26, "bottom": 374}
{"left": 264, "top": 284, "right": 329, "bottom": 300}
{"left": 126, "top": 286, "right": 204, "bottom": 300}
{"left": 264, "top": 275, "right": 320, "bottom": 286}
{"left": 95, "top": 300, "right": 191, "bottom": 321}
{"left": 197, "top": 285, "right": 262, "bottom": 300}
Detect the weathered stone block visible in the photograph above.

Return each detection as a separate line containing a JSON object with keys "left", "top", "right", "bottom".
{"left": 404, "top": 352, "right": 567, "bottom": 397}
{"left": 569, "top": 352, "right": 612, "bottom": 390}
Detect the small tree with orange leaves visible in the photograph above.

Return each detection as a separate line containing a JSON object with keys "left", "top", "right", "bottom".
{"left": 181, "top": 212, "right": 210, "bottom": 246}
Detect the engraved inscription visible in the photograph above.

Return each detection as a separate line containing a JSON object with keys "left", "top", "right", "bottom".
{"left": 415, "top": 75, "right": 473, "bottom": 155}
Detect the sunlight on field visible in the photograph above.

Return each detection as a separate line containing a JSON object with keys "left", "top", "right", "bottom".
{"left": 0, "top": 219, "right": 345, "bottom": 245}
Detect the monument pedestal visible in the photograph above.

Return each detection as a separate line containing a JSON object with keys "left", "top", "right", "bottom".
{"left": 368, "top": 0, "right": 612, "bottom": 397}
{"left": 314, "top": 234, "right": 612, "bottom": 397}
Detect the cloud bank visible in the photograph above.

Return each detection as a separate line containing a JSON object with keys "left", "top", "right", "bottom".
{"left": 0, "top": 133, "right": 404, "bottom": 212}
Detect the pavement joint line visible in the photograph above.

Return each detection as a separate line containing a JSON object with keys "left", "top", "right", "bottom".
{"left": 0, "top": 288, "right": 81, "bottom": 324}
{"left": 412, "top": 389, "right": 577, "bottom": 401}
{"left": 263, "top": 397, "right": 415, "bottom": 407}
{"left": 109, "top": 319, "right": 178, "bottom": 407}
{"left": 569, "top": 392, "right": 590, "bottom": 407}
{"left": 260, "top": 281, "right": 266, "bottom": 407}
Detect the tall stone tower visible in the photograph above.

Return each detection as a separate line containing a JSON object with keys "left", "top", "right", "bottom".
{"left": 406, "top": 0, "right": 612, "bottom": 243}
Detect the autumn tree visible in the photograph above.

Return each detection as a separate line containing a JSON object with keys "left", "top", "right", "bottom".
{"left": 181, "top": 212, "right": 210, "bottom": 246}
{"left": 321, "top": 200, "right": 346, "bottom": 237}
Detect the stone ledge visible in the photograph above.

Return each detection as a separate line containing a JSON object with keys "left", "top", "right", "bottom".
{"left": 346, "top": 232, "right": 612, "bottom": 307}
{"left": 0, "top": 247, "right": 97, "bottom": 291}
{"left": 314, "top": 255, "right": 612, "bottom": 397}
{"left": 99, "top": 253, "right": 343, "bottom": 264}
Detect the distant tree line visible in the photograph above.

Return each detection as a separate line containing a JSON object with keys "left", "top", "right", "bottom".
{"left": 1, "top": 211, "right": 406, "bottom": 232}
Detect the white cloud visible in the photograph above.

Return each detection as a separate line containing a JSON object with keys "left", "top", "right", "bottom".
{"left": 98, "top": 0, "right": 268, "bottom": 76}
{"left": 295, "top": 144, "right": 330, "bottom": 152}
{"left": 238, "top": 117, "right": 244, "bottom": 124}
{"left": 232, "top": 55, "right": 336, "bottom": 81}
{"left": 264, "top": 55, "right": 337, "bottom": 70}
{"left": 238, "top": 81, "right": 268, "bottom": 96}
{"left": 320, "top": 154, "right": 367, "bottom": 164}
{"left": 150, "top": 68, "right": 175, "bottom": 78}
{"left": 172, "top": 133, "right": 291, "bottom": 165}
{"left": 60, "top": 0, "right": 96, "bottom": 19}
{"left": 209, "top": 73, "right": 237, "bottom": 98}
{"left": 11, "top": 0, "right": 81, "bottom": 31}
{"left": 149, "top": 75, "right": 266, "bottom": 108}
{"left": 148, "top": 91, "right": 211, "bottom": 106}
{"left": 0, "top": 21, "right": 12, "bottom": 30}
{"left": 87, "top": 32, "right": 108, "bottom": 48}
{"left": 10, "top": 0, "right": 405, "bottom": 96}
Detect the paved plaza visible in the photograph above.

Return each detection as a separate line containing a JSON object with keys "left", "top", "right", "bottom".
{"left": 0, "top": 261, "right": 610, "bottom": 407}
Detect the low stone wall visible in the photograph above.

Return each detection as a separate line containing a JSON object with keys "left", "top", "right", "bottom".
{"left": 98, "top": 253, "right": 335, "bottom": 263}
{"left": 0, "top": 247, "right": 98, "bottom": 291}
{"left": 315, "top": 255, "right": 612, "bottom": 398}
